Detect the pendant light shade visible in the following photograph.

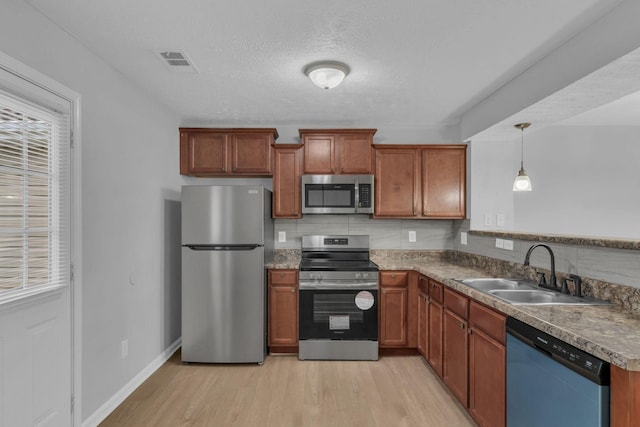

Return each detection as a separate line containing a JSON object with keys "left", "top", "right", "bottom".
{"left": 513, "top": 122, "right": 532, "bottom": 192}
{"left": 305, "top": 61, "right": 350, "bottom": 89}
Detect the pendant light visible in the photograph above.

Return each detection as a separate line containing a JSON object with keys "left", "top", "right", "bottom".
{"left": 305, "top": 61, "right": 350, "bottom": 89}
{"left": 513, "top": 122, "right": 532, "bottom": 192}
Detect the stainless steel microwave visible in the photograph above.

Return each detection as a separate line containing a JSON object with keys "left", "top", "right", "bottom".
{"left": 301, "top": 175, "right": 374, "bottom": 214}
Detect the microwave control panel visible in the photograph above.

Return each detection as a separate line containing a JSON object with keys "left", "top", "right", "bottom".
{"left": 359, "top": 184, "right": 372, "bottom": 208}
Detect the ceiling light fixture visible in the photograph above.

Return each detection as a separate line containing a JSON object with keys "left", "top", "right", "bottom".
{"left": 513, "top": 122, "right": 532, "bottom": 192}
{"left": 304, "top": 61, "right": 350, "bottom": 90}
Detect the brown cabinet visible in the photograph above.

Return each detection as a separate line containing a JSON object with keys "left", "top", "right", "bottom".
{"left": 180, "top": 128, "right": 278, "bottom": 177}
{"left": 379, "top": 271, "right": 409, "bottom": 347}
{"left": 268, "top": 270, "right": 298, "bottom": 352}
{"left": 272, "top": 144, "right": 303, "bottom": 218}
{"left": 417, "top": 275, "right": 429, "bottom": 358}
{"left": 468, "top": 301, "right": 506, "bottom": 427}
{"left": 443, "top": 288, "right": 470, "bottom": 407}
{"left": 374, "top": 145, "right": 466, "bottom": 219}
{"left": 299, "top": 129, "right": 376, "bottom": 174}
{"left": 427, "top": 279, "right": 444, "bottom": 376}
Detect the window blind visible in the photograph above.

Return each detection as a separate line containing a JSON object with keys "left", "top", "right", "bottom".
{"left": 0, "top": 88, "right": 70, "bottom": 300}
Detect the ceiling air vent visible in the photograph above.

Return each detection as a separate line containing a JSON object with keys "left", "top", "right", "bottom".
{"left": 154, "top": 50, "right": 198, "bottom": 73}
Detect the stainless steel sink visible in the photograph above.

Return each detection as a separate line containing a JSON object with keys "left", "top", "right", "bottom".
{"left": 454, "top": 278, "right": 612, "bottom": 306}
{"left": 457, "top": 278, "right": 530, "bottom": 291}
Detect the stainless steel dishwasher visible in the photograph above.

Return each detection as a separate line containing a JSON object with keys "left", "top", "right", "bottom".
{"left": 506, "top": 317, "right": 610, "bottom": 427}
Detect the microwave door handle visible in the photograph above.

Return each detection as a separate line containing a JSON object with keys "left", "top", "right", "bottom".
{"left": 354, "top": 180, "right": 360, "bottom": 212}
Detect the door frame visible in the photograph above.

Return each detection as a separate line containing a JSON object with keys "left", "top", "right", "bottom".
{"left": 0, "top": 51, "right": 82, "bottom": 426}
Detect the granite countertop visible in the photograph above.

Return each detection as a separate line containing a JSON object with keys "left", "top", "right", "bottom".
{"left": 267, "top": 254, "right": 640, "bottom": 371}
{"left": 373, "top": 257, "right": 640, "bottom": 371}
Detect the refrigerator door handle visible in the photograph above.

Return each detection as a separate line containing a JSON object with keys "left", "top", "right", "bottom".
{"left": 184, "top": 244, "right": 262, "bottom": 251}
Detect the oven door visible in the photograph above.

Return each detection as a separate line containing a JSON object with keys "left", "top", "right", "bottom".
{"left": 299, "top": 288, "right": 378, "bottom": 341}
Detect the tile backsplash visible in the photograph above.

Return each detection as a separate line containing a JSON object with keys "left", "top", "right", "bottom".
{"left": 274, "top": 215, "right": 457, "bottom": 250}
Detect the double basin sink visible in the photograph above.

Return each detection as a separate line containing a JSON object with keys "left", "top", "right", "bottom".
{"left": 454, "top": 278, "right": 611, "bottom": 306}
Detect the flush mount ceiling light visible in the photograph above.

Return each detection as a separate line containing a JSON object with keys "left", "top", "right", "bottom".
{"left": 304, "top": 61, "right": 350, "bottom": 89}
{"left": 513, "top": 122, "right": 533, "bottom": 192}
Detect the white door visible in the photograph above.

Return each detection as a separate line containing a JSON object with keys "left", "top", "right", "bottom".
{"left": 0, "top": 290, "right": 71, "bottom": 426}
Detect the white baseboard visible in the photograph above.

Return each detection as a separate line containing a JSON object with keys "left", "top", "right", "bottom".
{"left": 82, "top": 338, "right": 182, "bottom": 427}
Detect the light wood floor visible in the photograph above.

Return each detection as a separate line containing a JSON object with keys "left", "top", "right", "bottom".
{"left": 101, "top": 350, "right": 476, "bottom": 427}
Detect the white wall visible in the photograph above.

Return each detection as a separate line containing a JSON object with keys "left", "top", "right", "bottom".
{"left": 0, "top": 0, "right": 182, "bottom": 423}
{"left": 470, "top": 125, "right": 640, "bottom": 239}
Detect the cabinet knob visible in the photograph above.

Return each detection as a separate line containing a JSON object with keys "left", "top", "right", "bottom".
{"left": 460, "top": 323, "right": 465, "bottom": 329}
{"left": 290, "top": 288, "right": 295, "bottom": 293}
{"left": 391, "top": 273, "right": 396, "bottom": 278}
{"left": 468, "top": 328, "right": 472, "bottom": 335}
{"left": 279, "top": 272, "right": 285, "bottom": 277}
{"left": 294, "top": 211, "right": 298, "bottom": 215}
{"left": 222, "top": 168, "right": 227, "bottom": 173}
{"left": 232, "top": 167, "right": 237, "bottom": 172}
{"left": 341, "top": 167, "right": 344, "bottom": 172}
{"left": 382, "top": 289, "right": 386, "bottom": 294}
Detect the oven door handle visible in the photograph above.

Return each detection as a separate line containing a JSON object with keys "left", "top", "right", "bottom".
{"left": 299, "top": 281, "right": 379, "bottom": 290}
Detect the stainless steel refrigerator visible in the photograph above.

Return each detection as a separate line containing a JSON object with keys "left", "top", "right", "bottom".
{"left": 181, "top": 185, "right": 273, "bottom": 364}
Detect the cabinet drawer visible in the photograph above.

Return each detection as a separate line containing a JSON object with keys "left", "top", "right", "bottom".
{"left": 380, "top": 271, "right": 408, "bottom": 287}
{"left": 418, "top": 275, "right": 429, "bottom": 293}
{"left": 444, "top": 288, "right": 469, "bottom": 320}
{"left": 428, "top": 280, "right": 444, "bottom": 303}
{"left": 470, "top": 301, "right": 506, "bottom": 344}
{"left": 269, "top": 270, "right": 298, "bottom": 286}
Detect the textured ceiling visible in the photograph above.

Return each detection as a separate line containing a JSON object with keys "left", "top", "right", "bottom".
{"left": 25, "top": 0, "right": 625, "bottom": 139}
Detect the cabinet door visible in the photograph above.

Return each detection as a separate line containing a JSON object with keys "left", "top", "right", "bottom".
{"left": 231, "top": 132, "right": 273, "bottom": 175}
{"left": 303, "top": 135, "right": 334, "bottom": 173}
{"left": 443, "top": 309, "right": 469, "bottom": 407}
{"left": 428, "top": 300, "right": 443, "bottom": 376}
{"left": 417, "top": 290, "right": 429, "bottom": 358}
{"left": 421, "top": 146, "right": 466, "bottom": 218}
{"left": 374, "top": 148, "right": 420, "bottom": 217}
{"left": 336, "top": 133, "right": 373, "bottom": 174}
{"left": 268, "top": 270, "right": 298, "bottom": 348}
{"left": 380, "top": 286, "right": 408, "bottom": 347}
{"left": 273, "top": 145, "right": 303, "bottom": 218}
{"left": 469, "top": 327, "right": 505, "bottom": 427}
{"left": 183, "top": 131, "right": 229, "bottom": 174}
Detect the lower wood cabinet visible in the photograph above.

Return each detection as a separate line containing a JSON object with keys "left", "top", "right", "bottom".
{"left": 379, "top": 271, "right": 409, "bottom": 347}
{"left": 418, "top": 275, "right": 506, "bottom": 427}
{"left": 443, "top": 288, "right": 469, "bottom": 407}
{"left": 267, "top": 269, "right": 298, "bottom": 352}
{"left": 427, "top": 279, "right": 444, "bottom": 376}
{"left": 468, "top": 301, "right": 506, "bottom": 427}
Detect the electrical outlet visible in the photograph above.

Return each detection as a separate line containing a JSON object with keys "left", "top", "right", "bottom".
{"left": 484, "top": 213, "right": 492, "bottom": 226}
{"left": 408, "top": 230, "right": 417, "bottom": 242}
{"left": 495, "top": 238, "right": 504, "bottom": 249}
{"left": 278, "top": 231, "right": 286, "bottom": 243}
{"left": 121, "top": 339, "right": 128, "bottom": 359}
{"left": 504, "top": 240, "right": 514, "bottom": 250}
{"left": 460, "top": 232, "right": 468, "bottom": 245}
{"left": 496, "top": 213, "right": 506, "bottom": 227}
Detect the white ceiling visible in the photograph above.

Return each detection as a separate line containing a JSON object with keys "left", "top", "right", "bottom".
{"left": 25, "top": 0, "right": 627, "bottom": 138}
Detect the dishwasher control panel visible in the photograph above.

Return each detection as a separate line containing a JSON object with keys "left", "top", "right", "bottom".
{"left": 507, "top": 317, "right": 609, "bottom": 385}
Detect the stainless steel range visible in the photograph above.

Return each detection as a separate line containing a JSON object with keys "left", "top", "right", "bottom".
{"left": 298, "top": 235, "right": 379, "bottom": 361}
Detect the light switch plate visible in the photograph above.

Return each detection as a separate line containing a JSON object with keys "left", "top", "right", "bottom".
{"left": 408, "top": 230, "right": 417, "bottom": 242}
{"left": 504, "top": 240, "right": 514, "bottom": 250}
{"left": 278, "top": 231, "right": 286, "bottom": 243}
{"left": 460, "top": 232, "right": 468, "bottom": 245}
{"left": 495, "top": 238, "right": 504, "bottom": 249}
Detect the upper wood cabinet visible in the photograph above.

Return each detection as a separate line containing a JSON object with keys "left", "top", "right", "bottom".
{"left": 180, "top": 128, "right": 278, "bottom": 177}
{"left": 374, "top": 145, "right": 467, "bottom": 219}
{"left": 272, "top": 144, "right": 303, "bottom": 218}
{"left": 299, "top": 129, "right": 376, "bottom": 174}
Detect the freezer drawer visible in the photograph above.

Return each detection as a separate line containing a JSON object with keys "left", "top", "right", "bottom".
{"left": 181, "top": 246, "right": 265, "bottom": 363}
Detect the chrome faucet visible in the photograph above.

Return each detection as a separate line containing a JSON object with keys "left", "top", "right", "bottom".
{"left": 523, "top": 244, "right": 558, "bottom": 290}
